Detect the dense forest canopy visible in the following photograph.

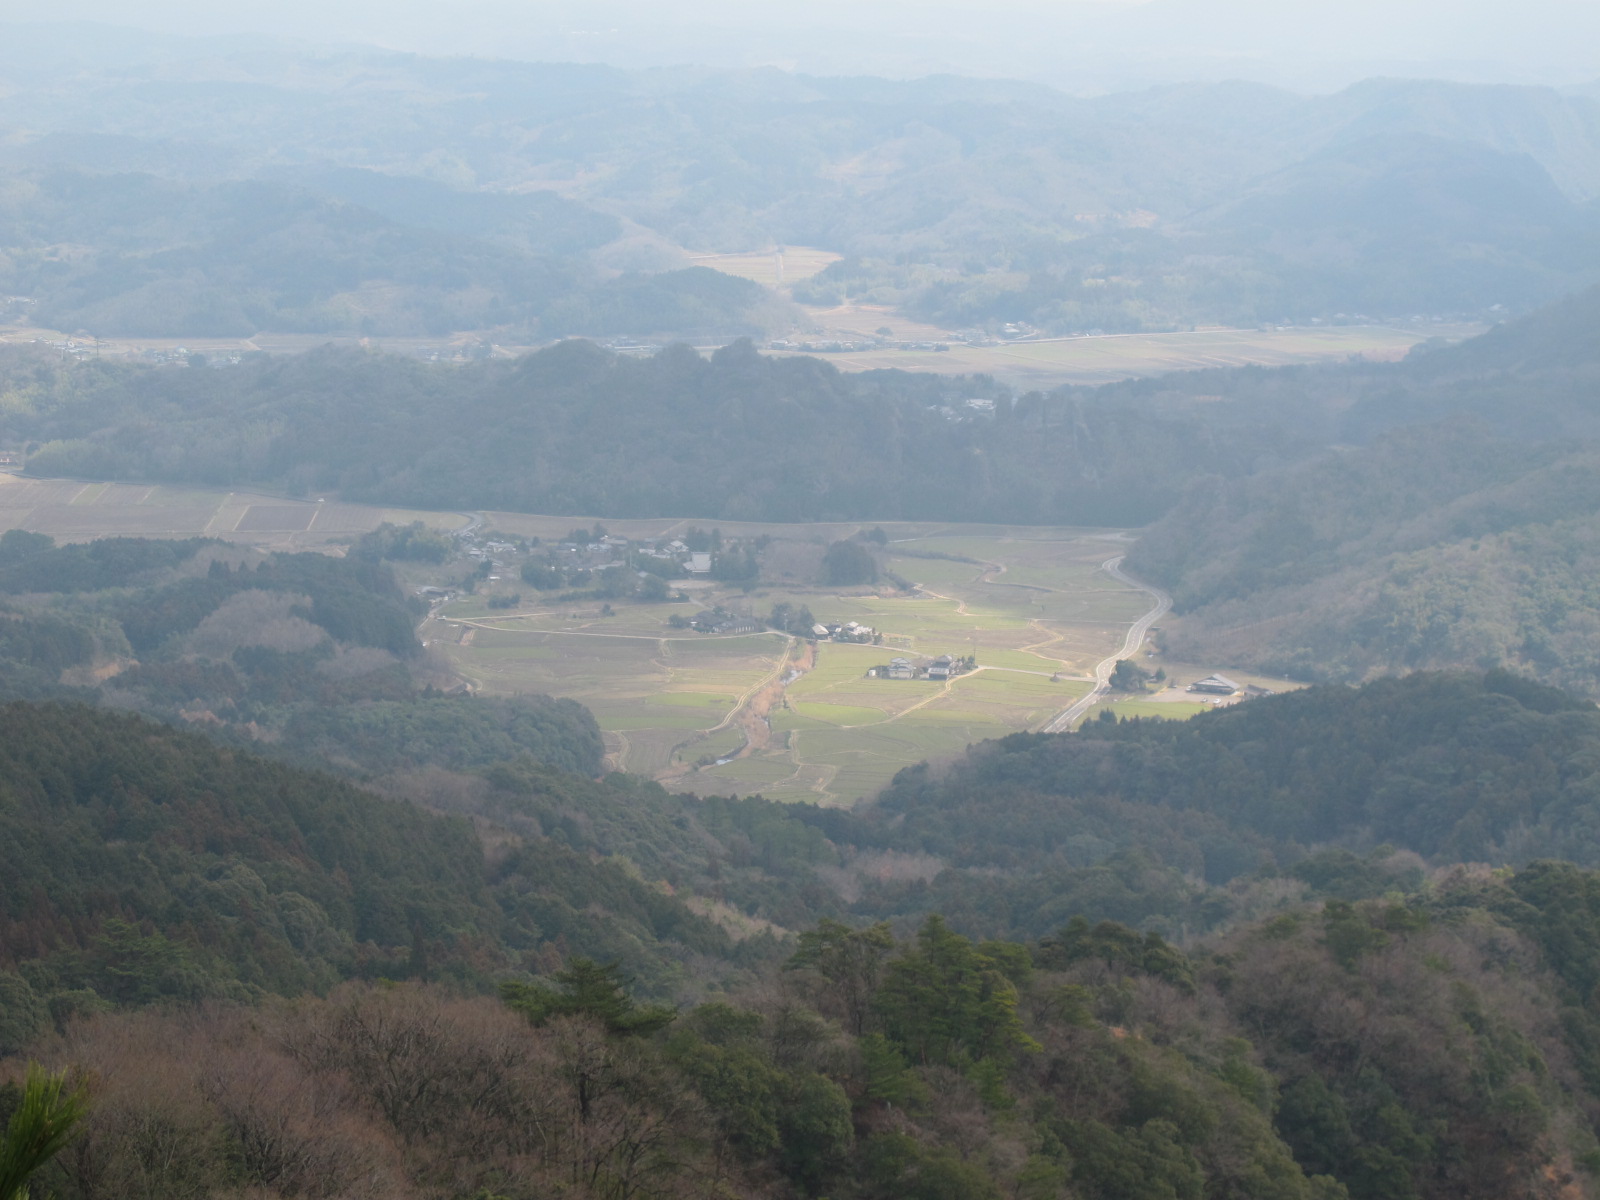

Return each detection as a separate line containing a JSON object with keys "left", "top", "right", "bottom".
{"left": 13, "top": 673, "right": 1600, "bottom": 1197}
{"left": 16, "top": 666, "right": 1600, "bottom": 998}
{"left": 1127, "top": 284, "right": 1600, "bottom": 692}
{"left": 0, "top": 530, "right": 604, "bottom": 778}
{"left": 2, "top": 338, "right": 1248, "bottom": 525}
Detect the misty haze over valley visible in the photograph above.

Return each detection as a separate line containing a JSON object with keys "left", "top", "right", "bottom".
{"left": 2, "top": 7, "right": 1600, "bottom": 1200}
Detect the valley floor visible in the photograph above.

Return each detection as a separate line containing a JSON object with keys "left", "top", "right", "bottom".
{"left": 0, "top": 474, "right": 1301, "bottom": 803}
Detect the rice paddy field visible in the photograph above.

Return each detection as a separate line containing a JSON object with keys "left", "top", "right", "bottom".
{"left": 0, "top": 473, "right": 1260, "bottom": 806}
{"left": 0, "top": 473, "right": 460, "bottom": 546}
{"left": 426, "top": 522, "right": 1179, "bottom": 805}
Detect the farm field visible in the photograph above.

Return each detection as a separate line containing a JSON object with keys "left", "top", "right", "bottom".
{"left": 765, "top": 323, "right": 1485, "bottom": 388}
{"left": 426, "top": 523, "right": 1174, "bottom": 805}
{"left": 0, "top": 472, "right": 461, "bottom": 546}
{"left": 0, "top": 475, "right": 1276, "bottom": 805}
{"left": 3, "top": 311, "right": 1478, "bottom": 391}
{"left": 688, "top": 245, "right": 842, "bottom": 287}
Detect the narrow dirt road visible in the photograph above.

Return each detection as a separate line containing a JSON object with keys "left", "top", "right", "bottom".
{"left": 1041, "top": 556, "right": 1172, "bottom": 733}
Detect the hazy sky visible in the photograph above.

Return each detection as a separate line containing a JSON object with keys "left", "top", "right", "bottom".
{"left": 11, "top": 0, "right": 1600, "bottom": 92}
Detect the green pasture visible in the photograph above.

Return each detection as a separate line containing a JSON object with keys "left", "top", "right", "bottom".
{"left": 888, "top": 556, "right": 982, "bottom": 588}
{"left": 791, "top": 701, "right": 889, "bottom": 726}
{"left": 648, "top": 691, "right": 737, "bottom": 709}
{"left": 1093, "top": 699, "right": 1211, "bottom": 722}
{"left": 689, "top": 756, "right": 799, "bottom": 790}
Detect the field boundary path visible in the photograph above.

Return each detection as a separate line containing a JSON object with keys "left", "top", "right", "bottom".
{"left": 1041, "top": 556, "right": 1171, "bottom": 733}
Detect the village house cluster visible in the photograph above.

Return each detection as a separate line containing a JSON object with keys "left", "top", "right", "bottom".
{"left": 687, "top": 609, "right": 765, "bottom": 634}
{"left": 867, "top": 654, "right": 975, "bottom": 681}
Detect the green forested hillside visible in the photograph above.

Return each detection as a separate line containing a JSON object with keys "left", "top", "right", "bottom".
{"left": 9, "top": 659, "right": 1600, "bottom": 1200}
{"left": 14, "top": 668, "right": 1600, "bottom": 1017}
{"left": 1128, "top": 286, "right": 1600, "bottom": 691}
{"left": 13, "top": 773, "right": 1600, "bottom": 1198}
{"left": 16, "top": 674, "right": 1600, "bottom": 1197}
{"left": 872, "top": 671, "right": 1600, "bottom": 880}
{"left": 1, "top": 338, "right": 1316, "bottom": 525}
{"left": 0, "top": 531, "right": 604, "bottom": 778}
{"left": 0, "top": 701, "right": 755, "bottom": 1026}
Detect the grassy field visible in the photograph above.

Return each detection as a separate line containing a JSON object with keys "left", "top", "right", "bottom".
{"left": 1089, "top": 697, "right": 1212, "bottom": 722}
{"left": 424, "top": 523, "right": 1170, "bottom": 805}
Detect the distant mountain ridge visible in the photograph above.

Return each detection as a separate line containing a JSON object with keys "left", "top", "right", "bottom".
{"left": 1, "top": 42, "right": 1598, "bottom": 334}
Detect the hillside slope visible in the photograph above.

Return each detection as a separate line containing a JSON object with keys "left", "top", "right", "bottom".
{"left": 1127, "top": 286, "right": 1600, "bottom": 691}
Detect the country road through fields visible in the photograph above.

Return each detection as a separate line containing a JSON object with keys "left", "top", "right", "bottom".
{"left": 1041, "top": 556, "right": 1172, "bottom": 733}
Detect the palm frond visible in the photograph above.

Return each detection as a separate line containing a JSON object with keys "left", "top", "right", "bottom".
{"left": 0, "top": 1065, "right": 89, "bottom": 1200}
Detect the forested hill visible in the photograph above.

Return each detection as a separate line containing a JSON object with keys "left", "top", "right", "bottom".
{"left": 1127, "top": 285, "right": 1600, "bottom": 693}
{"left": 0, "top": 529, "right": 604, "bottom": 776}
{"left": 1411, "top": 281, "right": 1600, "bottom": 375}
{"left": 0, "top": 700, "right": 758, "bottom": 1022}
{"left": 13, "top": 286, "right": 1598, "bottom": 533}
{"left": 6, "top": 338, "right": 1313, "bottom": 526}
{"left": 20, "top": 678, "right": 1600, "bottom": 1198}
{"left": 19, "top": 661, "right": 1600, "bottom": 987}
{"left": 871, "top": 671, "right": 1600, "bottom": 892}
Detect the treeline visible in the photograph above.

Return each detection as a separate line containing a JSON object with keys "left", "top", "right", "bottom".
{"left": 868, "top": 672, "right": 1600, "bottom": 913}
{"left": 5, "top": 338, "right": 1315, "bottom": 527}
{"left": 19, "top": 666, "right": 1600, "bottom": 1011}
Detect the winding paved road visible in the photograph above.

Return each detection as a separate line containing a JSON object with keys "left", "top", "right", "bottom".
{"left": 1041, "top": 556, "right": 1172, "bottom": 733}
